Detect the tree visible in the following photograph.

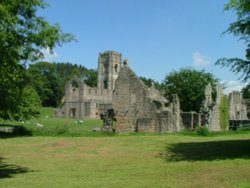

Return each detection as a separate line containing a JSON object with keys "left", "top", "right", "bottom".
{"left": 242, "top": 84, "right": 250, "bottom": 117}
{"left": 216, "top": 0, "right": 250, "bottom": 82}
{"left": 27, "top": 62, "right": 98, "bottom": 107}
{"left": 27, "top": 62, "right": 61, "bottom": 107}
{"left": 0, "top": 0, "right": 75, "bottom": 119}
{"left": 140, "top": 76, "right": 164, "bottom": 91}
{"left": 163, "top": 68, "right": 218, "bottom": 112}
{"left": 16, "top": 86, "right": 42, "bottom": 120}
{"left": 242, "top": 84, "right": 250, "bottom": 99}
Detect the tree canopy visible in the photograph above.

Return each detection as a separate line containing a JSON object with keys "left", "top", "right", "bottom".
{"left": 27, "top": 62, "right": 97, "bottom": 107}
{"left": 163, "top": 68, "right": 218, "bottom": 112}
{"left": 0, "top": 0, "right": 75, "bottom": 119}
{"left": 216, "top": 0, "right": 250, "bottom": 82}
{"left": 140, "top": 77, "right": 164, "bottom": 91}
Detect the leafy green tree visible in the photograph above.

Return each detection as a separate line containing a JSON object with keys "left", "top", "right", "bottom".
{"left": 84, "top": 69, "right": 98, "bottom": 87}
{"left": 242, "top": 84, "right": 250, "bottom": 99}
{"left": 140, "top": 77, "right": 154, "bottom": 87}
{"left": 216, "top": 0, "right": 250, "bottom": 82}
{"left": 140, "top": 76, "right": 164, "bottom": 91}
{"left": 0, "top": 0, "right": 74, "bottom": 119}
{"left": 27, "top": 62, "right": 61, "bottom": 107}
{"left": 242, "top": 84, "right": 250, "bottom": 118}
{"left": 55, "top": 63, "right": 97, "bottom": 87}
{"left": 17, "top": 86, "right": 41, "bottom": 120}
{"left": 163, "top": 68, "right": 218, "bottom": 112}
{"left": 27, "top": 62, "right": 98, "bottom": 107}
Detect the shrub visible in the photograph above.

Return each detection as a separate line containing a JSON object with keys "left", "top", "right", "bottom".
{"left": 219, "top": 95, "right": 229, "bottom": 130}
{"left": 238, "top": 124, "right": 250, "bottom": 131}
{"left": 194, "top": 126, "right": 209, "bottom": 136}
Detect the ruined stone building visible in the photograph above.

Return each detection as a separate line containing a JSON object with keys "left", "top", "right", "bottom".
{"left": 113, "top": 65, "right": 183, "bottom": 133}
{"left": 61, "top": 50, "right": 183, "bottom": 133}
{"left": 180, "top": 83, "right": 224, "bottom": 131}
{"left": 228, "top": 91, "right": 248, "bottom": 120}
{"left": 207, "top": 84, "right": 224, "bottom": 131}
{"left": 62, "top": 51, "right": 122, "bottom": 119}
{"left": 61, "top": 50, "right": 248, "bottom": 133}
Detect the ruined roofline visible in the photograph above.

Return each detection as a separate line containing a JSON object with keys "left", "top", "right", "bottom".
{"left": 119, "top": 65, "right": 151, "bottom": 92}
{"left": 66, "top": 76, "right": 95, "bottom": 89}
{"left": 66, "top": 75, "right": 84, "bottom": 85}
{"left": 99, "top": 50, "right": 122, "bottom": 56}
{"left": 117, "top": 65, "right": 167, "bottom": 112}
{"left": 119, "top": 65, "right": 168, "bottom": 103}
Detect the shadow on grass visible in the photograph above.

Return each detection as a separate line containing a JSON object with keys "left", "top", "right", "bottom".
{"left": 0, "top": 157, "right": 32, "bottom": 178}
{"left": 162, "top": 139, "right": 250, "bottom": 162}
{"left": 0, "top": 124, "right": 32, "bottom": 138}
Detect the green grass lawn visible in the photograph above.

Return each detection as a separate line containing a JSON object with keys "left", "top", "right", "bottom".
{"left": 0, "top": 108, "right": 250, "bottom": 187}
{"left": 1, "top": 134, "right": 250, "bottom": 188}
{"left": 0, "top": 107, "right": 105, "bottom": 137}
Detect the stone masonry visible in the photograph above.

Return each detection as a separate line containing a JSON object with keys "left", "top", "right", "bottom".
{"left": 62, "top": 51, "right": 122, "bottom": 119}
{"left": 61, "top": 50, "right": 248, "bottom": 133}
{"left": 113, "top": 65, "right": 183, "bottom": 133}
{"left": 228, "top": 91, "right": 248, "bottom": 120}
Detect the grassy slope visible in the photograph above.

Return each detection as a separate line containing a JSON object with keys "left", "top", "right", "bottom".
{"left": 1, "top": 134, "right": 250, "bottom": 188}
{"left": 0, "top": 107, "right": 104, "bottom": 137}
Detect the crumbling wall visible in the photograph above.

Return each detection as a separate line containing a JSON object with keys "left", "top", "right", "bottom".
{"left": 228, "top": 91, "right": 248, "bottom": 120}
{"left": 208, "top": 85, "right": 228, "bottom": 131}
{"left": 63, "top": 76, "right": 113, "bottom": 119}
{"left": 181, "top": 112, "right": 204, "bottom": 129}
{"left": 113, "top": 66, "right": 181, "bottom": 133}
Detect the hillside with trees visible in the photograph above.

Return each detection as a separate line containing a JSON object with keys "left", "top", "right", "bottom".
{"left": 27, "top": 62, "right": 97, "bottom": 107}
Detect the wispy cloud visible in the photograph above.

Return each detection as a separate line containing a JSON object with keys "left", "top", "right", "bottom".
{"left": 41, "top": 47, "right": 58, "bottom": 62}
{"left": 192, "top": 52, "right": 210, "bottom": 66}
{"left": 221, "top": 80, "right": 247, "bottom": 94}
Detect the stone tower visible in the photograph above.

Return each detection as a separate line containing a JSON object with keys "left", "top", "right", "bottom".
{"left": 97, "top": 51, "right": 122, "bottom": 90}
{"left": 228, "top": 91, "right": 248, "bottom": 120}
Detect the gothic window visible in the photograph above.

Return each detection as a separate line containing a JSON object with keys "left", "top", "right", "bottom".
{"left": 71, "top": 80, "right": 79, "bottom": 92}
{"left": 153, "top": 100, "right": 162, "bottom": 110}
{"left": 70, "top": 108, "right": 76, "bottom": 118}
{"left": 114, "top": 64, "right": 118, "bottom": 72}
{"left": 104, "top": 79, "right": 108, "bottom": 89}
{"left": 104, "top": 64, "right": 109, "bottom": 73}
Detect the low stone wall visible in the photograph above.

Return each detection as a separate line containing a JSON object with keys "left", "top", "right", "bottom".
{"left": 181, "top": 112, "right": 204, "bottom": 129}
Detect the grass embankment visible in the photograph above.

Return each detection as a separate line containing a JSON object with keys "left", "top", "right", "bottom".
{"left": 1, "top": 107, "right": 250, "bottom": 138}
{"left": 0, "top": 107, "right": 108, "bottom": 137}
{"left": 0, "top": 108, "right": 250, "bottom": 187}
{"left": 0, "top": 134, "right": 250, "bottom": 188}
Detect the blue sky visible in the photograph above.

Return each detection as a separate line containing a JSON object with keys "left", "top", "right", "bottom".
{"left": 40, "top": 0, "right": 247, "bottom": 93}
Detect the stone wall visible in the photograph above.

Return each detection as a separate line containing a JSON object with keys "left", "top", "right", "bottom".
{"left": 228, "top": 91, "right": 248, "bottom": 120}
{"left": 113, "top": 65, "right": 182, "bottom": 133}
{"left": 61, "top": 51, "right": 122, "bottom": 119}
{"left": 181, "top": 112, "right": 204, "bottom": 129}
{"left": 63, "top": 76, "right": 113, "bottom": 119}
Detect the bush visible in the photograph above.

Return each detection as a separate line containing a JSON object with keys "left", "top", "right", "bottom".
{"left": 0, "top": 125, "right": 32, "bottom": 137}
{"left": 219, "top": 95, "right": 229, "bottom": 130}
{"left": 238, "top": 124, "right": 250, "bottom": 131}
{"left": 194, "top": 126, "right": 209, "bottom": 136}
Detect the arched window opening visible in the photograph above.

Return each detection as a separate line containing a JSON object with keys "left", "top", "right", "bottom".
{"left": 114, "top": 64, "right": 118, "bottom": 72}
{"left": 71, "top": 80, "right": 79, "bottom": 92}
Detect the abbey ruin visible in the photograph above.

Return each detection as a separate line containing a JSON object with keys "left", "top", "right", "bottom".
{"left": 60, "top": 51, "right": 249, "bottom": 133}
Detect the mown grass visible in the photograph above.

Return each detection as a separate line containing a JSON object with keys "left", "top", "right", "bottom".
{"left": 0, "top": 107, "right": 112, "bottom": 137}
{"left": 0, "top": 108, "right": 250, "bottom": 187}
{"left": 0, "top": 134, "right": 250, "bottom": 188}
{"left": 1, "top": 107, "right": 250, "bottom": 138}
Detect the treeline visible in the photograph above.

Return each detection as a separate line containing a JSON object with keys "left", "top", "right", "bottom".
{"left": 139, "top": 77, "right": 164, "bottom": 91}
{"left": 27, "top": 62, "right": 97, "bottom": 107}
